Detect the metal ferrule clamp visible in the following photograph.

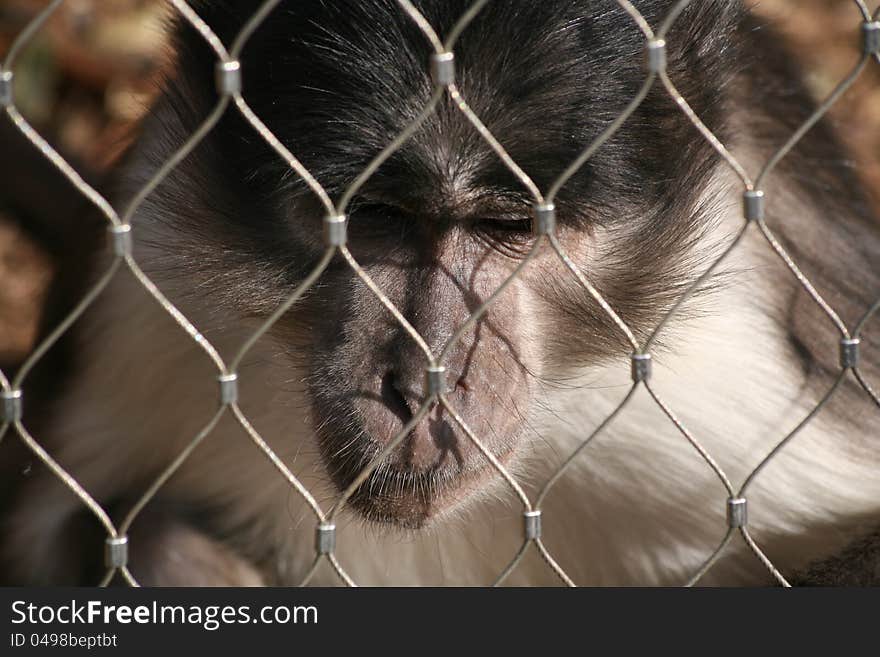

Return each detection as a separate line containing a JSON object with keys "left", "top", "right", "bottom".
{"left": 430, "top": 52, "right": 455, "bottom": 86}
{"left": 215, "top": 60, "right": 242, "bottom": 96}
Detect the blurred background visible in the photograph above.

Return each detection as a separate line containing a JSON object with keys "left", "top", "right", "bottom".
{"left": 0, "top": 0, "right": 878, "bottom": 366}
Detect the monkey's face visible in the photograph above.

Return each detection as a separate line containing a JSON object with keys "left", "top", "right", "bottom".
{"left": 306, "top": 214, "right": 544, "bottom": 526}
{"left": 154, "top": 0, "right": 739, "bottom": 527}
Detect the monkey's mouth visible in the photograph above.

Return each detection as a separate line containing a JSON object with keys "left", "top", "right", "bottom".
{"left": 314, "top": 397, "right": 521, "bottom": 528}
{"left": 328, "top": 448, "right": 518, "bottom": 529}
{"left": 310, "top": 347, "right": 530, "bottom": 527}
{"left": 341, "top": 447, "right": 518, "bottom": 529}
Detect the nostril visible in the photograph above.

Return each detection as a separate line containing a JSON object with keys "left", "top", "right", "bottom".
{"left": 381, "top": 370, "right": 415, "bottom": 422}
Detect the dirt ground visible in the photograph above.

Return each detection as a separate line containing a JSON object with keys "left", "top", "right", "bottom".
{"left": 1, "top": 0, "right": 879, "bottom": 363}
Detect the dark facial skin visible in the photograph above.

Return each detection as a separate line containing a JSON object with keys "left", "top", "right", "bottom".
{"left": 122, "top": 0, "right": 878, "bottom": 528}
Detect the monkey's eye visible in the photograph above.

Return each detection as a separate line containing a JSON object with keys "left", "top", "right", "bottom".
{"left": 472, "top": 217, "right": 535, "bottom": 256}
{"left": 347, "top": 201, "right": 412, "bottom": 241}
{"left": 349, "top": 201, "right": 408, "bottom": 220}
{"left": 473, "top": 217, "right": 533, "bottom": 235}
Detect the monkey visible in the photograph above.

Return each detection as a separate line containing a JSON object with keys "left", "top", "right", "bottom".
{"left": 0, "top": 0, "right": 878, "bottom": 586}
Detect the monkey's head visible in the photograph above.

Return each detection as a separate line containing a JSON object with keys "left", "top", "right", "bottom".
{"left": 134, "top": 0, "right": 745, "bottom": 527}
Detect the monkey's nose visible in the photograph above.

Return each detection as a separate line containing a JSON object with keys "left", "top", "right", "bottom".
{"left": 387, "top": 365, "right": 467, "bottom": 413}
{"left": 380, "top": 367, "right": 466, "bottom": 470}
{"left": 381, "top": 370, "right": 419, "bottom": 421}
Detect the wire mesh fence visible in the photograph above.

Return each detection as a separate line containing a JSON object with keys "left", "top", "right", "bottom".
{"left": 1, "top": 0, "right": 878, "bottom": 587}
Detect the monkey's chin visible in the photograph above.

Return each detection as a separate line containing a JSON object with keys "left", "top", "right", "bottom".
{"left": 334, "top": 447, "right": 519, "bottom": 530}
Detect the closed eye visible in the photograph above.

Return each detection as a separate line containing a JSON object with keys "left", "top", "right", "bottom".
{"left": 472, "top": 217, "right": 535, "bottom": 257}
{"left": 349, "top": 201, "right": 409, "bottom": 221}
{"left": 472, "top": 217, "right": 533, "bottom": 235}
{"left": 346, "top": 200, "right": 413, "bottom": 241}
